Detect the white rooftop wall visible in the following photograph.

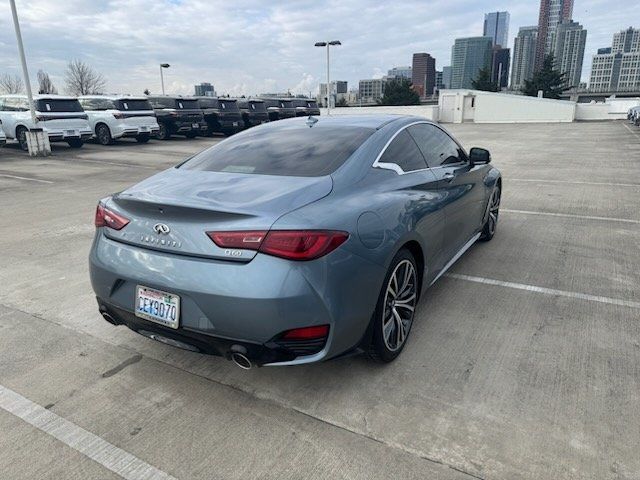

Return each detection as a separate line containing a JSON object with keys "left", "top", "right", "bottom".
{"left": 329, "top": 105, "right": 439, "bottom": 121}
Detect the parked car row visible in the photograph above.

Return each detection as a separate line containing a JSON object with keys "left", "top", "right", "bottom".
{"left": 628, "top": 106, "right": 640, "bottom": 126}
{"left": 0, "top": 93, "right": 321, "bottom": 150}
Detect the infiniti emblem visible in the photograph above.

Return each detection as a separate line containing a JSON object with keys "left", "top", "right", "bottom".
{"left": 153, "top": 223, "right": 171, "bottom": 235}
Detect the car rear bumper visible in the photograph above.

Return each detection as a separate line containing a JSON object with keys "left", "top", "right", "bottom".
{"left": 45, "top": 128, "right": 93, "bottom": 142}
{"left": 89, "top": 233, "right": 384, "bottom": 365}
{"left": 112, "top": 125, "right": 160, "bottom": 139}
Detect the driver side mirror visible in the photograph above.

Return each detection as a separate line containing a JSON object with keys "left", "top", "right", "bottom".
{"left": 469, "top": 147, "right": 491, "bottom": 165}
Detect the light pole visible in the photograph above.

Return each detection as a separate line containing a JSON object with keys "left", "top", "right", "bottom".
{"left": 10, "top": 0, "right": 49, "bottom": 156}
{"left": 314, "top": 40, "right": 341, "bottom": 115}
{"left": 160, "top": 63, "right": 170, "bottom": 94}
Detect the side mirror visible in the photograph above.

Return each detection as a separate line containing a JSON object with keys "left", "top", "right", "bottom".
{"left": 469, "top": 147, "right": 491, "bottom": 165}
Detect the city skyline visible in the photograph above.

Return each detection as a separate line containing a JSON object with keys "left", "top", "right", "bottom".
{"left": 0, "top": 0, "right": 632, "bottom": 96}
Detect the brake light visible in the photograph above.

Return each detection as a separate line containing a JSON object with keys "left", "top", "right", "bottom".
{"left": 206, "top": 230, "right": 348, "bottom": 261}
{"left": 94, "top": 203, "right": 129, "bottom": 230}
{"left": 282, "top": 325, "right": 329, "bottom": 340}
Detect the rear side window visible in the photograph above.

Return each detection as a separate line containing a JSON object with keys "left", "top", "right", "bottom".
{"left": 148, "top": 98, "right": 176, "bottom": 108}
{"left": 36, "top": 99, "right": 83, "bottom": 112}
{"left": 181, "top": 125, "right": 374, "bottom": 177}
{"left": 378, "top": 130, "right": 428, "bottom": 172}
{"left": 115, "top": 99, "right": 152, "bottom": 111}
{"left": 407, "top": 124, "right": 466, "bottom": 168}
{"left": 0, "top": 97, "right": 30, "bottom": 111}
{"left": 80, "top": 98, "right": 116, "bottom": 110}
{"left": 198, "top": 98, "right": 218, "bottom": 108}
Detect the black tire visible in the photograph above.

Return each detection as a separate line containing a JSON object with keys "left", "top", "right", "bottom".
{"left": 95, "top": 123, "right": 114, "bottom": 145}
{"left": 185, "top": 131, "right": 198, "bottom": 139}
{"left": 368, "top": 249, "right": 418, "bottom": 363}
{"left": 67, "top": 139, "right": 84, "bottom": 148}
{"left": 157, "top": 123, "right": 170, "bottom": 140}
{"left": 136, "top": 134, "right": 150, "bottom": 143}
{"left": 16, "top": 126, "right": 28, "bottom": 151}
{"left": 480, "top": 185, "right": 501, "bottom": 241}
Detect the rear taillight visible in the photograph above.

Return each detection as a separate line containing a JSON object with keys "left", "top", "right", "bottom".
{"left": 112, "top": 112, "right": 125, "bottom": 119}
{"left": 94, "top": 203, "right": 129, "bottom": 230}
{"left": 206, "top": 230, "right": 348, "bottom": 261}
{"left": 35, "top": 115, "right": 47, "bottom": 121}
{"left": 281, "top": 325, "right": 329, "bottom": 340}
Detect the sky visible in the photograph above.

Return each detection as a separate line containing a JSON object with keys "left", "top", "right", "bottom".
{"left": 0, "top": 0, "right": 634, "bottom": 97}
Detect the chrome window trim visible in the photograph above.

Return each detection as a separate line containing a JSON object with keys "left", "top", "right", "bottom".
{"left": 372, "top": 120, "right": 468, "bottom": 175}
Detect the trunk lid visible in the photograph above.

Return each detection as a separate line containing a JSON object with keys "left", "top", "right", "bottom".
{"left": 104, "top": 168, "right": 333, "bottom": 261}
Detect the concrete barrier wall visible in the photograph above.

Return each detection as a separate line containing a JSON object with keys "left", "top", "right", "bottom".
{"left": 330, "top": 105, "right": 439, "bottom": 120}
{"left": 471, "top": 91, "right": 576, "bottom": 123}
{"left": 575, "top": 103, "right": 617, "bottom": 121}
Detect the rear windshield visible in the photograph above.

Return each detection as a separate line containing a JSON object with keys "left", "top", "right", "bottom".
{"left": 249, "top": 101, "right": 266, "bottom": 112}
{"left": 37, "top": 99, "right": 83, "bottom": 113}
{"left": 219, "top": 100, "right": 239, "bottom": 112}
{"left": 181, "top": 125, "right": 374, "bottom": 177}
{"left": 176, "top": 99, "right": 199, "bottom": 109}
{"left": 279, "top": 100, "right": 293, "bottom": 108}
{"left": 115, "top": 99, "right": 152, "bottom": 111}
{"left": 290, "top": 99, "right": 307, "bottom": 108}
{"left": 307, "top": 101, "right": 318, "bottom": 108}
{"left": 198, "top": 98, "right": 218, "bottom": 108}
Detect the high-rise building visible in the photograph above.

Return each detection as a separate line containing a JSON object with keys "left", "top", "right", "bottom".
{"left": 387, "top": 66, "right": 412, "bottom": 80}
{"left": 442, "top": 66, "right": 452, "bottom": 89}
{"left": 484, "top": 11, "right": 510, "bottom": 47}
{"left": 319, "top": 81, "right": 348, "bottom": 97}
{"left": 358, "top": 79, "right": 386, "bottom": 103}
{"left": 194, "top": 82, "right": 215, "bottom": 96}
{"left": 534, "top": 0, "right": 574, "bottom": 71}
{"left": 491, "top": 47, "right": 511, "bottom": 88}
{"left": 450, "top": 37, "right": 493, "bottom": 89}
{"left": 511, "top": 26, "right": 538, "bottom": 89}
{"left": 590, "top": 27, "right": 640, "bottom": 92}
{"left": 435, "top": 71, "right": 444, "bottom": 91}
{"left": 553, "top": 20, "right": 587, "bottom": 88}
{"left": 411, "top": 53, "right": 436, "bottom": 97}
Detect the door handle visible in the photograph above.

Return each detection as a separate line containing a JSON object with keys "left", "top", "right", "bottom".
{"left": 443, "top": 172, "right": 455, "bottom": 182}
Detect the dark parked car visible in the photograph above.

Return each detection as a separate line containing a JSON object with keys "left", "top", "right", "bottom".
{"left": 195, "top": 97, "right": 243, "bottom": 136}
{"left": 261, "top": 98, "right": 296, "bottom": 121}
{"left": 90, "top": 115, "right": 501, "bottom": 368}
{"left": 147, "top": 96, "right": 207, "bottom": 140}
{"left": 290, "top": 98, "right": 321, "bottom": 117}
{"left": 237, "top": 98, "right": 269, "bottom": 128}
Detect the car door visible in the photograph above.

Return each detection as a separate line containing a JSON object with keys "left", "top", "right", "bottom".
{"left": 375, "top": 129, "right": 446, "bottom": 284}
{"left": 407, "top": 123, "right": 486, "bottom": 258}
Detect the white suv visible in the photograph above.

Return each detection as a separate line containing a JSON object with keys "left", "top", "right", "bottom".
{"left": 79, "top": 95, "right": 159, "bottom": 145}
{"left": 0, "top": 94, "right": 92, "bottom": 150}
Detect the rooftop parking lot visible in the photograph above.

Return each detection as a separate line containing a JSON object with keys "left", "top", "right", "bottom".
{"left": 1, "top": 121, "right": 639, "bottom": 479}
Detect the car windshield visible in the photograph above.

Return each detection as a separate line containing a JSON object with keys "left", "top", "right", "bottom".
{"left": 36, "top": 99, "right": 83, "bottom": 112}
{"left": 176, "top": 99, "right": 199, "bottom": 109}
{"left": 115, "top": 99, "right": 153, "bottom": 111}
{"left": 181, "top": 125, "right": 374, "bottom": 177}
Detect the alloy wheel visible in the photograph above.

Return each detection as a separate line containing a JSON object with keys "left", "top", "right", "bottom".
{"left": 382, "top": 259, "right": 417, "bottom": 351}
{"left": 487, "top": 188, "right": 501, "bottom": 236}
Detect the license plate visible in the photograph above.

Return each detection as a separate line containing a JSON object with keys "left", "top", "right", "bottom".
{"left": 233, "top": 121, "right": 239, "bottom": 126}
{"left": 135, "top": 285, "right": 180, "bottom": 329}
{"left": 139, "top": 126, "right": 149, "bottom": 132}
{"left": 192, "top": 123, "right": 199, "bottom": 129}
{"left": 65, "top": 130, "right": 78, "bottom": 137}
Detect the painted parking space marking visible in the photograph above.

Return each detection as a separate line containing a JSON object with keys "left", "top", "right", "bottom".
{"left": 509, "top": 178, "right": 640, "bottom": 188}
{"left": 502, "top": 209, "right": 640, "bottom": 225}
{"left": 622, "top": 122, "right": 640, "bottom": 139}
{"left": 446, "top": 273, "right": 640, "bottom": 310}
{"left": 0, "top": 384, "right": 177, "bottom": 480}
{"left": 0, "top": 173, "right": 54, "bottom": 184}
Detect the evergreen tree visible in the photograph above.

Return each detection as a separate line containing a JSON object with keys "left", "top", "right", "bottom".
{"left": 471, "top": 68, "right": 499, "bottom": 92}
{"left": 521, "top": 55, "right": 569, "bottom": 99}
{"left": 378, "top": 78, "right": 420, "bottom": 106}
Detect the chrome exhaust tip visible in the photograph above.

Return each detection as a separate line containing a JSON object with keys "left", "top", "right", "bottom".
{"left": 101, "top": 312, "right": 117, "bottom": 325}
{"left": 230, "top": 351, "right": 252, "bottom": 370}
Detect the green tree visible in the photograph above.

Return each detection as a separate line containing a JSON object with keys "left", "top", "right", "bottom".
{"left": 336, "top": 96, "right": 347, "bottom": 107}
{"left": 471, "top": 68, "right": 499, "bottom": 92}
{"left": 521, "top": 55, "right": 569, "bottom": 99}
{"left": 378, "top": 78, "right": 420, "bottom": 106}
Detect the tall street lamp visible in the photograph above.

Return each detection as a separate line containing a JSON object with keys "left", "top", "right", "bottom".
{"left": 160, "top": 63, "right": 170, "bottom": 94}
{"left": 314, "top": 40, "right": 341, "bottom": 115}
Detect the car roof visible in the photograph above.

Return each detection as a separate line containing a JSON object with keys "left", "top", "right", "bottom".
{"left": 0, "top": 94, "right": 79, "bottom": 101}
{"left": 79, "top": 95, "right": 149, "bottom": 101}
{"left": 269, "top": 114, "right": 428, "bottom": 130}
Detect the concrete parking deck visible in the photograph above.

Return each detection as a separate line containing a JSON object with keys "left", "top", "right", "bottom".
{"left": 0, "top": 123, "right": 638, "bottom": 479}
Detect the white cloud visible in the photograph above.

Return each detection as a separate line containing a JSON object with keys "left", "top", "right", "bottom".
{"left": 0, "top": 0, "right": 632, "bottom": 94}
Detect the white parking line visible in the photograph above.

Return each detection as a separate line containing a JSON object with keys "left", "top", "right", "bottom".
{"left": 0, "top": 174, "right": 54, "bottom": 184}
{"left": 0, "top": 384, "right": 177, "bottom": 480}
{"left": 622, "top": 122, "right": 640, "bottom": 139}
{"left": 509, "top": 178, "right": 640, "bottom": 188}
{"left": 502, "top": 209, "right": 640, "bottom": 225}
{"left": 445, "top": 273, "right": 640, "bottom": 310}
